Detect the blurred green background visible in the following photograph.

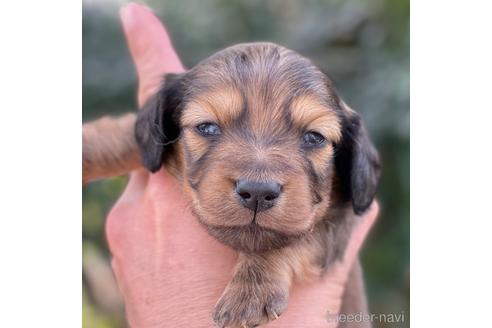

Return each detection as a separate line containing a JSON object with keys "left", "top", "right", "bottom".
{"left": 83, "top": 0, "right": 409, "bottom": 327}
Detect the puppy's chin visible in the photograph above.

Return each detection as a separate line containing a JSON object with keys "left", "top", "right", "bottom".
{"left": 198, "top": 218, "right": 307, "bottom": 253}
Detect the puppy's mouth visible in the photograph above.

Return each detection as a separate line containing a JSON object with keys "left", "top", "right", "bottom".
{"left": 198, "top": 218, "right": 306, "bottom": 253}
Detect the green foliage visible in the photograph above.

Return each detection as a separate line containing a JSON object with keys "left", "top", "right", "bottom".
{"left": 83, "top": 0, "right": 409, "bottom": 327}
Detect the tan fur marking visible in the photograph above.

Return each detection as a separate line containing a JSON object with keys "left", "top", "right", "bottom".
{"left": 182, "top": 129, "right": 209, "bottom": 161}
{"left": 266, "top": 240, "right": 322, "bottom": 284}
{"left": 310, "top": 144, "right": 335, "bottom": 174}
{"left": 290, "top": 95, "right": 342, "bottom": 142}
{"left": 181, "top": 88, "right": 243, "bottom": 128}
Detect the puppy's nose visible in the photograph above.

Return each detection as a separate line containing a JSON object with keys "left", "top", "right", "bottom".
{"left": 235, "top": 180, "right": 282, "bottom": 212}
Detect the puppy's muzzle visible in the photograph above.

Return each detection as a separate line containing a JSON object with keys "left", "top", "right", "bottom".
{"left": 235, "top": 180, "right": 282, "bottom": 212}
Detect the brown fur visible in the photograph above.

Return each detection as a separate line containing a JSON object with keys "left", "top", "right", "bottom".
{"left": 83, "top": 42, "right": 380, "bottom": 327}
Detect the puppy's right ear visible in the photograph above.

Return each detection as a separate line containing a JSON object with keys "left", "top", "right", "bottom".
{"left": 135, "top": 73, "right": 185, "bottom": 173}
{"left": 334, "top": 101, "right": 381, "bottom": 215}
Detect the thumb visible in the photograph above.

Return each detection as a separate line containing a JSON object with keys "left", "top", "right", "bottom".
{"left": 120, "top": 3, "right": 185, "bottom": 106}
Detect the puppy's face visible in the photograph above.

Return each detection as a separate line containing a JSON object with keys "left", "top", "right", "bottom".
{"left": 136, "top": 43, "right": 380, "bottom": 253}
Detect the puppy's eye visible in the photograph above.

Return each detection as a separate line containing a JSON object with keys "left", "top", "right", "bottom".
{"left": 196, "top": 122, "right": 222, "bottom": 136}
{"left": 303, "top": 131, "right": 326, "bottom": 146}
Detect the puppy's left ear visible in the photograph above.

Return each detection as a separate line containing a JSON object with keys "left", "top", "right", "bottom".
{"left": 135, "top": 73, "right": 185, "bottom": 173}
{"left": 335, "top": 101, "right": 382, "bottom": 215}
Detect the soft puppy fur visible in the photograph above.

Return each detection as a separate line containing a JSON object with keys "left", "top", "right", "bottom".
{"left": 131, "top": 42, "right": 381, "bottom": 327}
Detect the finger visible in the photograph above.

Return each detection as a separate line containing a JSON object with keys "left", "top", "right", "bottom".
{"left": 120, "top": 3, "right": 185, "bottom": 106}
{"left": 344, "top": 201, "right": 379, "bottom": 264}
{"left": 332, "top": 201, "right": 379, "bottom": 278}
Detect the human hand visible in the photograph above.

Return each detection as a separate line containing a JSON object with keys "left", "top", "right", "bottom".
{"left": 105, "top": 3, "right": 379, "bottom": 327}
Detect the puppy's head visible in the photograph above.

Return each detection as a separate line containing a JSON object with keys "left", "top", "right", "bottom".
{"left": 136, "top": 43, "right": 380, "bottom": 253}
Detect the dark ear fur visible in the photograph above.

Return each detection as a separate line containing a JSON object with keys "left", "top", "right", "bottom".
{"left": 335, "top": 106, "right": 381, "bottom": 215}
{"left": 135, "top": 73, "right": 184, "bottom": 173}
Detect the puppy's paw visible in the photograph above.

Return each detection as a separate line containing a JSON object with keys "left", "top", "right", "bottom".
{"left": 213, "top": 282, "right": 288, "bottom": 328}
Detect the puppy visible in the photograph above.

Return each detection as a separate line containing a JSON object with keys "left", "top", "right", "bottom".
{"left": 83, "top": 42, "right": 381, "bottom": 328}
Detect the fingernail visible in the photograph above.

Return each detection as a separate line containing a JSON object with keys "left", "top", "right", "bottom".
{"left": 120, "top": 3, "right": 136, "bottom": 26}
